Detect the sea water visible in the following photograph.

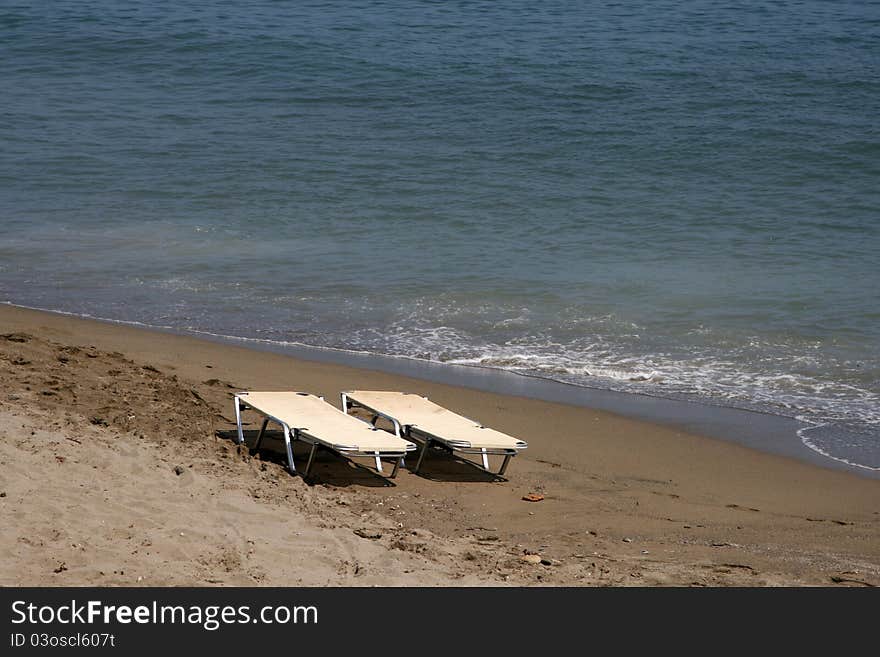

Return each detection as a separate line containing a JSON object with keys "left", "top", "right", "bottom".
{"left": 1, "top": 1, "right": 878, "bottom": 469}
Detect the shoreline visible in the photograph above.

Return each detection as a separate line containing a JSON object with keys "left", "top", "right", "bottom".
{"left": 1, "top": 303, "right": 878, "bottom": 586}
{"left": 4, "top": 301, "right": 872, "bottom": 479}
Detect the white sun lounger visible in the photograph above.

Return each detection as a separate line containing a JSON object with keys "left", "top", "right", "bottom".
{"left": 233, "top": 391, "right": 417, "bottom": 478}
{"left": 340, "top": 391, "right": 528, "bottom": 476}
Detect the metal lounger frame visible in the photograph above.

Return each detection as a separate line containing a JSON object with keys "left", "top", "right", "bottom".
{"left": 340, "top": 393, "right": 523, "bottom": 476}
{"left": 234, "top": 393, "right": 415, "bottom": 478}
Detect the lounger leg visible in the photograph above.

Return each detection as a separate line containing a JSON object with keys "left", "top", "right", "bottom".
{"left": 370, "top": 415, "right": 379, "bottom": 427}
{"left": 254, "top": 418, "right": 269, "bottom": 451}
{"left": 282, "top": 424, "right": 296, "bottom": 474}
{"left": 499, "top": 453, "right": 512, "bottom": 476}
{"left": 304, "top": 442, "right": 318, "bottom": 477}
{"left": 234, "top": 397, "right": 245, "bottom": 445}
{"left": 391, "top": 456, "right": 402, "bottom": 478}
{"left": 374, "top": 451, "right": 383, "bottom": 473}
{"left": 481, "top": 448, "right": 489, "bottom": 470}
{"left": 413, "top": 437, "right": 431, "bottom": 474}
{"left": 340, "top": 393, "right": 350, "bottom": 414}
{"left": 390, "top": 420, "right": 406, "bottom": 470}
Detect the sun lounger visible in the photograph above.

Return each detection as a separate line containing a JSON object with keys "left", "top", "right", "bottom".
{"left": 340, "top": 391, "right": 528, "bottom": 475}
{"left": 233, "top": 391, "right": 417, "bottom": 478}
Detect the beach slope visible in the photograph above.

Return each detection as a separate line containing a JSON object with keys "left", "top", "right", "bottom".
{"left": 1, "top": 305, "right": 877, "bottom": 586}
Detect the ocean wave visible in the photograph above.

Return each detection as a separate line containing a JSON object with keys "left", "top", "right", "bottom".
{"left": 337, "top": 323, "right": 880, "bottom": 452}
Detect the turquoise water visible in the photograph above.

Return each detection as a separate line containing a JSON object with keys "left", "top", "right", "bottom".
{"left": 1, "top": 1, "right": 878, "bottom": 469}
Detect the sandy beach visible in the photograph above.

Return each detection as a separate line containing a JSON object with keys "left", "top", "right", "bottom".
{"left": 0, "top": 304, "right": 877, "bottom": 586}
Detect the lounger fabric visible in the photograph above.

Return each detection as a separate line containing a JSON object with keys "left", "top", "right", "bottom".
{"left": 238, "top": 391, "right": 413, "bottom": 453}
{"left": 342, "top": 390, "right": 527, "bottom": 450}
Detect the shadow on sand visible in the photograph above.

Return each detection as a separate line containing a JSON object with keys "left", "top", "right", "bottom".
{"left": 215, "top": 428, "right": 507, "bottom": 485}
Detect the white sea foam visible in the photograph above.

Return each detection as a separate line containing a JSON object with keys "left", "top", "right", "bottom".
{"left": 797, "top": 419, "right": 880, "bottom": 472}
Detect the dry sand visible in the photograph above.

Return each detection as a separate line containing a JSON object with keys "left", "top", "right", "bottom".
{"left": 1, "top": 304, "right": 877, "bottom": 586}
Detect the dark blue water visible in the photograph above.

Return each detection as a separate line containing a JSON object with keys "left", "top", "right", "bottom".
{"left": 1, "top": 1, "right": 878, "bottom": 469}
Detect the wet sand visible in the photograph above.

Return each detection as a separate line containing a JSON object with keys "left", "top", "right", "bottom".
{"left": 1, "top": 304, "right": 877, "bottom": 586}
